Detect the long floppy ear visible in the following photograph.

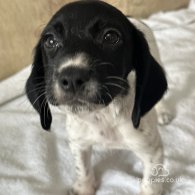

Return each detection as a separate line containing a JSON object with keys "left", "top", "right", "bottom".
{"left": 131, "top": 27, "right": 167, "bottom": 128}
{"left": 26, "top": 42, "right": 52, "bottom": 130}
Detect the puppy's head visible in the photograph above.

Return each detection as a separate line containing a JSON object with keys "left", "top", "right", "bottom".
{"left": 26, "top": 0, "right": 167, "bottom": 130}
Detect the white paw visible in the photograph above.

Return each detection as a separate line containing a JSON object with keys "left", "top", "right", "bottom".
{"left": 68, "top": 186, "right": 95, "bottom": 195}
{"left": 140, "top": 191, "right": 162, "bottom": 195}
{"left": 157, "top": 110, "right": 174, "bottom": 125}
{"left": 68, "top": 177, "right": 97, "bottom": 195}
{"left": 140, "top": 182, "right": 163, "bottom": 195}
{"left": 155, "top": 101, "right": 174, "bottom": 126}
{"left": 140, "top": 188, "right": 162, "bottom": 195}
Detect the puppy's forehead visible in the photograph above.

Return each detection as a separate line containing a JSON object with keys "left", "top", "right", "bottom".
{"left": 50, "top": 1, "right": 127, "bottom": 28}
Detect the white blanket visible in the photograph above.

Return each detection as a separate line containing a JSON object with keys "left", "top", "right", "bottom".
{"left": 0, "top": 5, "right": 195, "bottom": 195}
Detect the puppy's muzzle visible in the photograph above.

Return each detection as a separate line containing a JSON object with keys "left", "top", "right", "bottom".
{"left": 59, "top": 67, "right": 90, "bottom": 93}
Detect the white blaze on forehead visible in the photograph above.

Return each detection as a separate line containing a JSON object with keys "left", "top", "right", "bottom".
{"left": 58, "top": 53, "right": 89, "bottom": 72}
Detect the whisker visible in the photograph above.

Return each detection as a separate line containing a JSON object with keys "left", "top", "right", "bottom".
{"left": 92, "top": 59, "right": 102, "bottom": 64}
{"left": 43, "top": 97, "right": 47, "bottom": 128}
{"left": 101, "top": 85, "right": 113, "bottom": 101}
{"left": 39, "top": 96, "right": 47, "bottom": 113}
{"left": 32, "top": 82, "right": 45, "bottom": 86}
{"left": 97, "top": 62, "right": 114, "bottom": 68}
{"left": 106, "top": 92, "right": 113, "bottom": 101}
{"left": 92, "top": 59, "right": 114, "bottom": 68}
{"left": 32, "top": 91, "right": 46, "bottom": 107}
{"left": 102, "top": 85, "right": 109, "bottom": 91}
{"left": 105, "top": 82, "right": 126, "bottom": 91}
{"left": 26, "top": 82, "right": 45, "bottom": 90}
{"left": 106, "top": 76, "right": 128, "bottom": 83}
{"left": 97, "top": 92, "right": 105, "bottom": 106}
{"left": 47, "top": 102, "right": 50, "bottom": 117}
{"left": 26, "top": 86, "right": 45, "bottom": 95}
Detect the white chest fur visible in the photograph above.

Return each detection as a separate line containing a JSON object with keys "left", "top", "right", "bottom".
{"left": 66, "top": 98, "right": 133, "bottom": 148}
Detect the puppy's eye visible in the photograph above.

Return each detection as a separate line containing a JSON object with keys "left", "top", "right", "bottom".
{"left": 104, "top": 30, "right": 120, "bottom": 45}
{"left": 44, "top": 36, "right": 58, "bottom": 48}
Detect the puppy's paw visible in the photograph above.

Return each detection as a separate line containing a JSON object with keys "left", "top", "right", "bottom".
{"left": 140, "top": 189, "right": 162, "bottom": 195}
{"left": 140, "top": 191, "right": 162, "bottom": 195}
{"left": 157, "top": 110, "right": 174, "bottom": 125}
{"left": 140, "top": 184, "right": 163, "bottom": 195}
{"left": 68, "top": 184, "right": 96, "bottom": 195}
{"left": 155, "top": 102, "right": 174, "bottom": 125}
{"left": 68, "top": 176, "right": 97, "bottom": 195}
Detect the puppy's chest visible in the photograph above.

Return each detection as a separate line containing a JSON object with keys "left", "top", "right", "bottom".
{"left": 66, "top": 105, "right": 133, "bottom": 147}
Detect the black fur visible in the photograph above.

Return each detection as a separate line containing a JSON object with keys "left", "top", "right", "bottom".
{"left": 26, "top": 43, "right": 52, "bottom": 130}
{"left": 131, "top": 28, "right": 167, "bottom": 127}
{"left": 26, "top": 0, "right": 167, "bottom": 130}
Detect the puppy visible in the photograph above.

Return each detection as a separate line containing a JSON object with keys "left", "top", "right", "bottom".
{"left": 26, "top": 1, "right": 167, "bottom": 195}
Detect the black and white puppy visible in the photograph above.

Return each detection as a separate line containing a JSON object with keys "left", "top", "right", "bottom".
{"left": 26, "top": 1, "right": 167, "bottom": 195}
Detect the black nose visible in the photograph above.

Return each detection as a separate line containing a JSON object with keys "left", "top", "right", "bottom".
{"left": 59, "top": 67, "right": 90, "bottom": 92}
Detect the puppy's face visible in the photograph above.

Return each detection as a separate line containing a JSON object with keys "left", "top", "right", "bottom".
{"left": 41, "top": 1, "right": 133, "bottom": 111}
{"left": 26, "top": 0, "right": 167, "bottom": 130}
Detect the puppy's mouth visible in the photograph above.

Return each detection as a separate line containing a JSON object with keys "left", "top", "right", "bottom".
{"left": 62, "top": 96, "right": 97, "bottom": 106}
{"left": 66, "top": 98, "right": 88, "bottom": 105}
{"left": 47, "top": 79, "right": 104, "bottom": 109}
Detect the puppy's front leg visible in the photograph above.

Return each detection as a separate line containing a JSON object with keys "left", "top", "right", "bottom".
{"left": 133, "top": 133, "right": 164, "bottom": 195}
{"left": 69, "top": 143, "right": 96, "bottom": 195}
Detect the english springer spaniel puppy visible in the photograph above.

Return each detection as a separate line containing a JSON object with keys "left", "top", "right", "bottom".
{"left": 26, "top": 1, "right": 168, "bottom": 195}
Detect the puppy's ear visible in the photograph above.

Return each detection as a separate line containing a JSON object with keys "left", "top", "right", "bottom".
{"left": 26, "top": 41, "right": 52, "bottom": 131}
{"left": 131, "top": 27, "right": 167, "bottom": 128}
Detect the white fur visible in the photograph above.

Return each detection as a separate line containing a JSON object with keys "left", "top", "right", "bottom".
{"left": 62, "top": 72, "right": 164, "bottom": 195}
{"left": 58, "top": 53, "right": 88, "bottom": 72}
{"left": 156, "top": 101, "right": 174, "bottom": 125}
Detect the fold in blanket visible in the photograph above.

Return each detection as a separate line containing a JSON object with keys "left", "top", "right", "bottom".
{"left": 0, "top": 67, "right": 30, "bottom": 106}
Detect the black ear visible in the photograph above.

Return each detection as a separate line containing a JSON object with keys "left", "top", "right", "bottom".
{"left": 26, "top": 42, "right": 52, "bottom": 130}
{"left": 131, "top": 27, "right": 167, "bottom": 128}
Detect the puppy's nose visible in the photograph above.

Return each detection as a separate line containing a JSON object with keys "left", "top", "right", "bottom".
{"left": 59, "top": 67, "right": 90, "bottom": 92}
